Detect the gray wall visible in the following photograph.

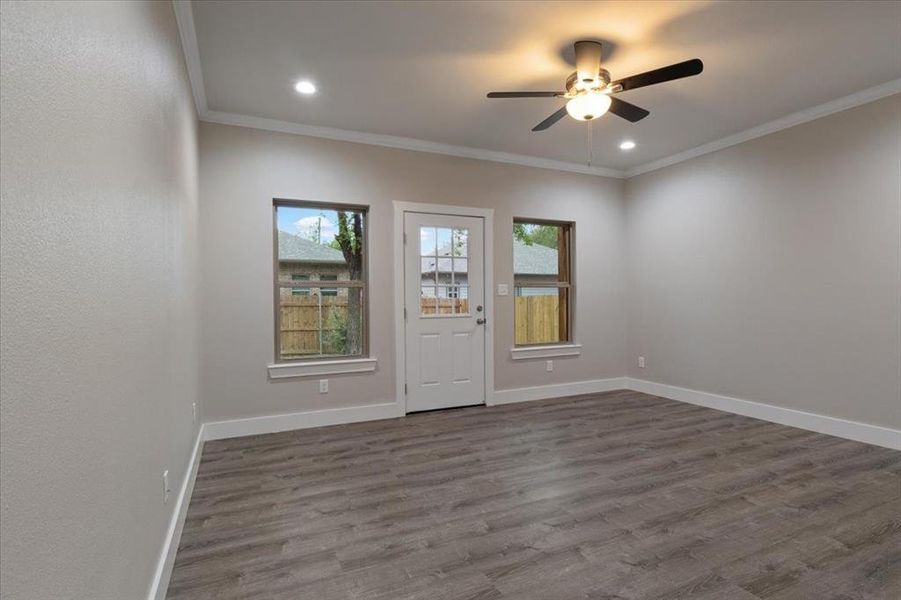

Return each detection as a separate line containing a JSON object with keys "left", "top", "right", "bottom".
{"left": 625, "top": 94, "right": 901, "bottom": 428}
{"left": 199, "top": 122, "right": 627, "bottom": 421}
{"left": 0, "top": 2, "right": 200, "bottom": 599}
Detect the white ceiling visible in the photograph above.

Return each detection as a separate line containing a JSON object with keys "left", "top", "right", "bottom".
{"left": 186, "top": 0, "right": 901, "bottom": 174}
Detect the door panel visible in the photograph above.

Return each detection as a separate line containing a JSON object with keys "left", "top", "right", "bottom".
{"left": 452, "top": 332, "right": 472, "bottom": 383}
{"left": 419, "top": 333, "right": 440, "bottom": 385}
{"left": 405, "top": 212, "right": 485, "bottom": 412}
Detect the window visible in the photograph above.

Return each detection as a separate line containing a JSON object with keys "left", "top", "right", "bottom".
{"left": 291, "top": 274, "right": 310, "bottom": 296}
{"left": 274, "top": 200, "right": 367, "bottom": 361}
{"left": 319, "top": 274, "right": 338, "bottom": 297}
{"left": 513, "top": 219, "right": 572, "bottom": 345}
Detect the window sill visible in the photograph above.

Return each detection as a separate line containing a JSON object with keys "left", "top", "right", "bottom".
{"left": 268, "top": 357, "right": 378, "bottom": 379}
{"left": 510, "top": 344, "right": 582, "bottom": 361}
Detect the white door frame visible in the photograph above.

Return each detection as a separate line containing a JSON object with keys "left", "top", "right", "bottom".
{"left": 394, "top": 201, "right": 495, "bottom": 414}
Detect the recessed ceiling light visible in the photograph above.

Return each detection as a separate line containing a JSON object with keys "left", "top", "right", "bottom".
{"left": 619, "top": 140, "right": 636, "bottom": 150}
{"left": 294, "top": 80, "right": 316, "bottom": 95}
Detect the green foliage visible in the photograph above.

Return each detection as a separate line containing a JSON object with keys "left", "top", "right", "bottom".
{"left": 334, "top": 211, "right": 363, "bottom": 257}
{"left": 322, "top": 305, "right": 347, "bottom": 354}
{"left": 513, "top": 223, "right": 558, "bottom": 249}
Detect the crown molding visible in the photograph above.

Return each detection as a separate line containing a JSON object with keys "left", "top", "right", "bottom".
{"left": 173, "top": 0, "right": 207, "bottom": 114}
{"left": 199, "top": 109, "right": 625, "bottom": 178}
{"left": 172, "top": 0, "right": 900, "bottom": 181}
{"left": 626, "top": 79, "right": 901, "bottom": 177}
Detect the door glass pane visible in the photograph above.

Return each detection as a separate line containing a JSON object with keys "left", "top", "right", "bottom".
{"left": 420, "top": 285, "right": 437, "bottom": 315}
{"left": 436, "top": 257, "right": 452, "bottom": 285}
{"left": 454, "top": 286, "right": 469, "bottom": 314}
{"left": 421, "top": 257, "right": 436, "bottom": 284}
{"left": 452, "top": 228, "right": 468, "bottom": 257}
{"left": 514, "top": 287, "right": 562, "bottom": 345}
{"left": 436, "top": 286, "right": 454, "bottom": 314}
{"left": 452, "top": 258, "right": 467, "bottom": 286}
{"left": 437, "top": 228, "right": 453, "bottom": 256}
{"left": 420, "top": 227, "right": 437, "bottom": 256}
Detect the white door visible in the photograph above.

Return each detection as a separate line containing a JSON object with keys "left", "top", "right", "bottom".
{"left": 404, "top": 212, "right": 486, "bottom": 412}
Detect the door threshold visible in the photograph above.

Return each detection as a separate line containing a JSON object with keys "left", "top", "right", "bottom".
{"left": 406, "top": 403, "right": 486, "bottom": 415}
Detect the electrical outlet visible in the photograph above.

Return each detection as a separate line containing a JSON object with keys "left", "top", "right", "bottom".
{"left": 319, "top": 379, "right": 329, "bottom": 394}
{"left": 638, "top": 356, "right": 646, "bottom": 369}
{"left": 192, "top": 402, "right": 197, "bottom": 424}
{"left": 546, "top": 360, "right": 554, "bottom": 372}
{"left": 162, "top": 470, "right": 171, "bottom": 504}
{"left": 497, "top": 284, "right": 509, "bottom": 296}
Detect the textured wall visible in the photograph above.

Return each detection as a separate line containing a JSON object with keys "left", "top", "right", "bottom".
{"left": 625, "top": 94, "right": 901, "bottom": 428}
{"left": 198, "top": 122, "right": 627, "bottom": 421}
{"left": 0, "top": 2, "right": 199, "bottom": 598}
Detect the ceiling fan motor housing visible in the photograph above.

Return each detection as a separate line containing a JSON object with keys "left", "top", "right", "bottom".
{"left": 573, "top": 40, "right": 604, "bottom": 86}
{"left": 566, "top": 69, "right": 611, "bottom": 95}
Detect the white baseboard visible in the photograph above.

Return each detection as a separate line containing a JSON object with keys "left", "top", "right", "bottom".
{"left": 626, "top": 378, "right": 901, "bottom": 451}
{"left": 491, "top": 377, "right": 627, "bottom": 406}
{"left": 147, "top": 425, "right": 205, "bottom": 600}
{"left": 203, "top": 402, "right": 402, "bottom": 441}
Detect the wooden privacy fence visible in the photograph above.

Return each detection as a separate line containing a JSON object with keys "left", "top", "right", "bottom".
{"left": 420, "top": 298, "right": 469, "bottom": 316}
{"left": 283, "top": 295, "right": 559, "bottom": 354}
{"left": 280, "top": 296, "right": 348, "bottom": 357}
{"left": 515, "top": 295, "right": 560, "bottom": 345}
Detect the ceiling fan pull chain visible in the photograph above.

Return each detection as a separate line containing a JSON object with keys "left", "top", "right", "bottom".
{"left": 588, "top": 120, "right": 593, "bottom": 167}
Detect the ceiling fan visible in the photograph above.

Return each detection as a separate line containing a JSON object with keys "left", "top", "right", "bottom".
{"left": 487, "top": 40, "right": 703, "bottom": 131}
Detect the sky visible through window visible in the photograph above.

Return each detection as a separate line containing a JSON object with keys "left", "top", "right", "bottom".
{"left": 277, "top": 206, "right": 340, "bottom": 244}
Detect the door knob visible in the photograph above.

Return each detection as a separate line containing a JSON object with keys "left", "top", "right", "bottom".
{"left": 476, "top": 318, "right": 486, "bottom": 325}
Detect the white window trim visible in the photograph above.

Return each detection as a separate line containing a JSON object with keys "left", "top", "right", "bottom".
{"left": 268, "top": 357, "right": 378, "bottom": 379}
{"left": 510, "top": 343, "right": 582, "bottom": 361}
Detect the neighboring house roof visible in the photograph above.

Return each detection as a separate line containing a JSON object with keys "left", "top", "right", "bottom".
{"left": 278, "top": 230, "right": 346, "bottom": 263}
{"left": 420, "top": 240, "right": 557, "bottom": 276}
{"left": 513, "top": 240, "right": 557, "bottom": 276}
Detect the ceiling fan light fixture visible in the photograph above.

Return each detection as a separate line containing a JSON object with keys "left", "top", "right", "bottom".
{"left": 565, "top": 92, "right": 611, "bottom": 121}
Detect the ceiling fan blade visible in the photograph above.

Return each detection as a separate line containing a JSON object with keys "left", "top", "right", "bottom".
{"left": 532, "top": 106, "right": 568, "bottom": 131}
{"left": 487, "top": 91, "right": 564, "bottom": 98}
{"left": 609, "top": 97, "right": 650, "bottom": 123}
{"left": 574, "top": 40, "right": 603, "bottom": 87}
{"left": 612, "top": 58, "right": 703, "bottom": 92}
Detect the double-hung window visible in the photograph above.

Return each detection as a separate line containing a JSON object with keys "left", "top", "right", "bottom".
{"left": 513, "top": 219, "right": 573, "bottom": 345}
{"left": 274, "top": 200, "right": 368, "bottom": 361}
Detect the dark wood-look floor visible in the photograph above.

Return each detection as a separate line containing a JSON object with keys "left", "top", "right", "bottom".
{"left": 167, "top": 391, "right": 901, "bottom": 600}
